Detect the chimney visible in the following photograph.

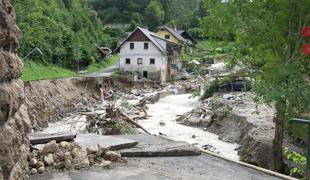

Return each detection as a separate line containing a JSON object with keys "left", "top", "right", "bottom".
{"left": 174, "top": 25, "right": 177, "bottom": 31}
{"left": 143, "top": 26, "right": 148, "bottom": 30}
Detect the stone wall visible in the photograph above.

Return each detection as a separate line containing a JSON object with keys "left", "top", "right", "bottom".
{"left": 0, "top": 0, "right": 30, "bottom": 179}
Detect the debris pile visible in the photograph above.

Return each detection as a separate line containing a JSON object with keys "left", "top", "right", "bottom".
{"left": 85, "top": 100, "right": 150, "bottom": 135}
{"left": 28, "top": 140, "right": 123, "bottom": 175}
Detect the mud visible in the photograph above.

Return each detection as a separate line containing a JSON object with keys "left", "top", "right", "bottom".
{"left": 177, "top": 92, "right": 276, "bottom": 169}
{"left": 24, "top": 78, "right": 100, "bottom": 130}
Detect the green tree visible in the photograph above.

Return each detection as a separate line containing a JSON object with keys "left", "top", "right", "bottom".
{"left": 145, "top": 0, "right": 165, "bottom": 30}
{"left": 201, "top": 0, "right": 310, "bottom": 172}
{"left": 12, "top": 0, "right": 114, "bottom": 69}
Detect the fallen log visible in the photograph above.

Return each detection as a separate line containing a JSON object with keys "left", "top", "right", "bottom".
{"left": 119, "top": 111, "right": 150, "bottom": 134}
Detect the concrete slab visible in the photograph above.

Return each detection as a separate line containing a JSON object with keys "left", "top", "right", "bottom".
{"left": 28, "top": 155, "right": 284, "bottom": 180}
{"left": 29, "top": 132, "right": 76, "bottom": 145}
{"left": 74, "top": 134, "right": 138, "bottom": 150}
{"left": 32, "top": 134, "right": 138, "bottom": 151}
{"left": 113, "top": 134, "right": 201, "bottom": 157}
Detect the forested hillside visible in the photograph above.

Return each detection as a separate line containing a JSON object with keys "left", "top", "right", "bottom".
{"left": 90, "top": 0, "right": 205, "bottom": 30}
{"left": 12, "top": 0, "right": 115, "bottom": 69}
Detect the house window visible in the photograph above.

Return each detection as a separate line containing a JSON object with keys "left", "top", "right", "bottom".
{"left": 130, "top": 43, "right": 134, "bottom": 49}
{"left": 165, "top": 35, "right": 170, "bottom": 39}
{"left": 144, "top": 43, "right": 149, "bottom": 49}
{"left": 143, "top": 71, "right": 148, "bottom": 78}
{"left": 125, "top": 58, "right": 131, "bottom": 64}
{"left": 150, "top": 58, "right": 155, "bottom": 65}
{"left": 137, "top": 58, "right": 143, "bottom": 65}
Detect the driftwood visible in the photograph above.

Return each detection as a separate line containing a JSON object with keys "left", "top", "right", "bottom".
{"left": 119, "top": 111, "right": 150, "bottom": 134}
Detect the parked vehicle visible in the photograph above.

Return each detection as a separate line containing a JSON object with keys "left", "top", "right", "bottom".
{"left": 220, "top": 80, "right": 251, "bottom": 92}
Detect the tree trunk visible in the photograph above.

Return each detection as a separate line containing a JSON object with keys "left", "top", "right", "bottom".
{"left": 273, "top": 100, "right": 286, "bottom": 172}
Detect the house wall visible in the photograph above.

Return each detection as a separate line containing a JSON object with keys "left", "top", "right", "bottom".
{"left": 156, "top": 30, "right": 180, "bottom": 44}
{"left": 119, "top": 41, "right": 168, "bottom": 82}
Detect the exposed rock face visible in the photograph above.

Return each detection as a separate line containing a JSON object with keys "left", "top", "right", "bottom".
{"left": 0, "top": 0, "right": 30, "bottom": 179}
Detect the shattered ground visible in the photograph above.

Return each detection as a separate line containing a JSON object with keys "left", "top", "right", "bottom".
{"left": 22, "top": 77, "right": 295, "bottom": 180}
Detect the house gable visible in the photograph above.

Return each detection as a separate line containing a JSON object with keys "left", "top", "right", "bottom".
{"left": 156, "top": 29, "right": 179, "bottom": 44}
{"left": 127, "top": 30, "right": 150, "bottom": 42}
{"left": 115, "top": 27, "right": 168, "bottom": 53}
{"left": 155, "top": 26, "right": 187, "bottom": 44}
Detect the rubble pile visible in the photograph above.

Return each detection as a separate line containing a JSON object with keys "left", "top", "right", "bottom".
{"left": 28, "top": 140, "right": 123, "bottom": 175}
{"left": 85, "top": 113, "right": 136, "bottom": 135}
{"left": 85, "top": 99, "right": 150, "bottom": 135}
{"left": 168, "top": 79, "right": 201, "bottom": 92}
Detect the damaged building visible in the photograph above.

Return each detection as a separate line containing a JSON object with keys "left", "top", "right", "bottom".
{"left": 115, "top": 27, "right": 182, "bottom": 83}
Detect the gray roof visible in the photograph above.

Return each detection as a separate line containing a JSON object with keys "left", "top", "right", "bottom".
{"left": 157, "top": 25, "right": 187, "bottom": 43}
{"left": 114, "top": 27, "right": 171, "bottom": 53}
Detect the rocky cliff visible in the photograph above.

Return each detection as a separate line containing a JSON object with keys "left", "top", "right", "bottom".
{"left": 0, "top": 0, "right": 30, "bottom": 179}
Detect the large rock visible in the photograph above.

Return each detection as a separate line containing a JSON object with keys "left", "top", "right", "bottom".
{"left": 0, "top": 105, "right": 30, "bottom": 179}
{"left": 43, "top": 154, "right": 54, "bottom": 166}
{"left": 72, "top": 149, "right": 89, "bottom": 170}
{"left": 0, "top": 0, "right": 22, "bottom": 52}
{"left": 0, "top": 51, "right": 23, "bottom": 82}
{"left": 41, "top": 140, "right": 60, "bottom": 155}
{"left": 0, "top": 0, "right": 29, "bottom": 179}
{"left": 0, "top": 80, "right": 24, "bottom": 125}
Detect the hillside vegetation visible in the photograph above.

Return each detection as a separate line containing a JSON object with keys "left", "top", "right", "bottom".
{"left": 13, "top": 0, "right": 115, "bottom": 69}
{"left": 90, "top": 0, "right": 206, "bottom": 30}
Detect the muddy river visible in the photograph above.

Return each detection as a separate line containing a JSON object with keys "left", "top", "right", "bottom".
{"left": 42, "top": 94, "right": 239, "bottom": 161}
{"left": 138, "top": 94, "right": 239, "bottom": 160}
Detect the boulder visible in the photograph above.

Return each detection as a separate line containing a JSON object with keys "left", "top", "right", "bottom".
{"left": 64, "top": 152, "right": 72, "bottom": 169}
{"left": 36, "top": 161, "right": 44, "bottom": 169}
{"left": 72, "top": 149, "right": 89, "bottom": 170}
{"left": 30, "top": 168, "right": 37, "bottom": 175}
{"left": 41, "top": 140, "right": 59, "bottom": 154}
{"left": 96, "top": 145, "right": 109, "bottom": 157}
{"left": 95, "top": 160, "right": 112, "bottom": 169}
{"left": 0, "top": 80, "right": 24, "bottom": 125}
{"left": 37, "top": 167, "right": 45, "bottom": 174}
{"left": 86, "top": 145, "right": 98, "bottom": 155}
{"left": 29, "top": 158, "right": 38, "bottom": 167}
{"left": 104, "top": 151, "right": 121, "bottom": 162}
{"left": 43, "top": 154, "right": 54, "bottom": 166}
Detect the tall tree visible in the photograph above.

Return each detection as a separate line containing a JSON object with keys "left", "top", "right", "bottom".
{"left": 12, "top": 0, "right": 114, "bottom": 69}
{"left": 201, "top": 0, "right": 310, "bottom": 172}
{"left": 144, "top": 0, "right": 165, "bottom": 30}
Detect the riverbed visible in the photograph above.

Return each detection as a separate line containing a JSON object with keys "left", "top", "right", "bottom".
{"left": 138, "top": 94, "right": 240, "bottom": 160}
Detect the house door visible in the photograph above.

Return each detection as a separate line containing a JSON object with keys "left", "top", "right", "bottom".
{"left": 167, "top": 58, "right": 172, "bottom": 76}
{"left": 143, "top": 71, "right": 148, "bottom": 78}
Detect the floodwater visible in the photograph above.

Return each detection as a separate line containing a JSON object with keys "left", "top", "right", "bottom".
{"left": 138, "top": 94, "right": 240, "bottom": 161}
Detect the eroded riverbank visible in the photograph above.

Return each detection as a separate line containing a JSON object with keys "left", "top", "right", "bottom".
{"left": 41, "top": 93, "right": 240, "bottom": 161}
{"left": 138, "top": 94, "right": 240, "bottom": 160}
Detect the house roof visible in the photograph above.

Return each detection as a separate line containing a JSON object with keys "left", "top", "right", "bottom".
{"left": 114, "top": 27, "right": 172, "bottom": 53}
{"left": 157, "top": 25, "right": 187, "bottom": 43}
{"left": 177, "top": 30, "right": 195, "bottom": 44}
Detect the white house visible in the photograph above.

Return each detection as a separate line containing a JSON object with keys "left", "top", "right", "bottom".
{"left": 115, "top": 27, "right": 181, "bottom": 83}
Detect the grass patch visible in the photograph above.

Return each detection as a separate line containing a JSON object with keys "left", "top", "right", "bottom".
{"left": 87, "top": 54, "right": 119, "bottom": 73}
{"left": 182, "top": 40, "right": 236, "bottom": 62}
{"left": 21, "top": 61, "right": 77, "bottom": 81}
{"left": 21, "top": 54, "right": 120, "bottom": 81}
